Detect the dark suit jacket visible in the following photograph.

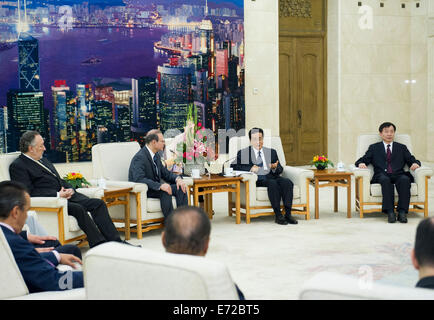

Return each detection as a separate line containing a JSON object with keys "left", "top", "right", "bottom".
{"left": 355, "top": 142, "right": 421, "bottom": 182}
{"left": 1, "top": 225, "right": 83, "bottom": 293}
{"left": 230, "top": 146, "right": 283, "bottom": 179}
{"left": 128, "top": 146, "right": 180, "bottom": 191}
{"left": 416, "top": 276, "right": 434, "bottom": 290}
{"left": 9, "top": 154, "right": 73, "bottom": 197}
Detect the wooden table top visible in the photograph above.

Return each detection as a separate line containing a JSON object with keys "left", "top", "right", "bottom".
{"left": 191, "top": 174, "right": 243, "bottom": 184}
{"left": 312, "top": 169, "right": 353, "bottom": 178}
{"left": 103, "top": 187, "right": 133, "bottom": 196}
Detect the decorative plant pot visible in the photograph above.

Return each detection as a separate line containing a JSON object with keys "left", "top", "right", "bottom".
{"left": 183, "top": 163, "right": 206, "bottom": 177}
{"left": 315, "top": 164, "right": 327, "bottom": 170}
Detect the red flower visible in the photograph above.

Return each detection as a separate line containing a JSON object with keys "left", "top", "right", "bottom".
{"left": 197, "top": 122, "right": 202, "bottom": 128}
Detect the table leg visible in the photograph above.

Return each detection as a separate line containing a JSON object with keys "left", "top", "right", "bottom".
{"left": 334, "top": 186, "right": 338, "bottom": 212}
{"left": 193, "top": 186, "right": 199, "bottom": 207}
{"left": 347, "top": 179, "right": 352, "bottom": 219}
{"left": 235, "top": 182, "right": 241, "bottom": 224}
{"left": 125, "top": 193, "right": 131, "bottom": 240}
{"left": 205, "top": 193, "right": 213, "bottom": 220}
{"left": 315, "top": 179, "right": 319, "bottom": 219}
{"left": 228, "top": 192, "right": 233, "bottom": 217}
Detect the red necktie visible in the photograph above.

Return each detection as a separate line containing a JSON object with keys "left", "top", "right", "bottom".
{"left": 387, "top": 145, "right": 393, "bottom": 173}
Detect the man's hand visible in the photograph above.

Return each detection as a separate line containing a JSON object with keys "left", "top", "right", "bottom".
{"left": 358, "top": 163, "right": 368, "bottom": 169}
{"left": 59, "top": 254, "right": 82, "bottom": 269}
{"left": 410, "top": 163, "right": 420, "bottom": 171}
{"left": 270, "top": 161, "right": 279, "bottom": 170}
{"left": 176, "top": 178, "right": 187, "bottom": 194}
{"left": 250, "top": 165, "right": 260, "bottom": 173}
{"left": 35, "top": 247, "right": 55, "bottom": 254}
{"left": 160, "top": 183, "right": 172, "bottom": 195}
{"left": 59, "top": 187, "right": 74, "bottom": 199}
{"left": 27, "top": 233, "right": 57, "bottom": 245}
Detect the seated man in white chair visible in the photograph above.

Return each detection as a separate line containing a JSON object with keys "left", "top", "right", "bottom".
{"left": 230, "top": 128, "right": 297, "bottom": 225}
{"left": 355, "top": 122, "right": 421, "bottom": 224}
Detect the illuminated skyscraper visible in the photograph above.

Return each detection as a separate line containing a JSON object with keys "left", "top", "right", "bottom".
{"left": 76, "top": 84, "right": 96, "bottom": 161}
{"left": 0, "top": 106, "right": 7, "bottom": 153}
{"left": 18, "top": 34, "right": 40, "bottom": 91}
{"left": 6, "top": 89, "right": 48, "bottom": 152}
{"left": 216, "top": 49, "right": 228, "bottom": 78}
{"left": 132, "top": 76, "right": 157, "bottom": 132}
{"left": 157, "top": 65, "right": 192, "bottom": 132}
{"left": 52, "top": 82, "right": 79, "bottom": 162}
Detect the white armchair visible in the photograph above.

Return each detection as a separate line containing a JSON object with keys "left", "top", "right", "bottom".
{"left": 0, "top": 152, "right": 103, "bottom": 245}
{"left": 83, "top": 242, "right": 240, "bottom": 300}
{"left": 91, "top": 142, "right": 193, "bottom": 239}
{"left": 299, "top": 272, "right": 434, "bottom": 300}
{"left": 352, "top": 134, "right": 432, "bottom": 218}
{"left": 0, "top": 228, "right": 85, "bottom": 300}
{"left": 227, "top": 136, "right": 313, "bottom": 223}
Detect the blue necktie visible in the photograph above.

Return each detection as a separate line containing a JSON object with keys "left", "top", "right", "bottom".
{"left": 153, "top": 154, "right": 159, "bottom": 177}
{"left": 257, "top": 151, "right": 264, "bottom": 168}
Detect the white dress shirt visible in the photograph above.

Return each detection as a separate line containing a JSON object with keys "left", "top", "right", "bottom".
{"left": 383, "top": 141, "right": 393, "bottom": 153}
{"left": 252, "top": 147, "right": 268, "bottom": 171}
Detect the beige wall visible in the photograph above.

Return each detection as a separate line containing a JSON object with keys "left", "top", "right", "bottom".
{"left": 245, "top": 0, "right": 432, "bottom": 165}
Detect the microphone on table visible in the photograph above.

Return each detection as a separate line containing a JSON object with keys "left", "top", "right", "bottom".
{"left": 219, "top": 157, "right": 236, "bottom": 176}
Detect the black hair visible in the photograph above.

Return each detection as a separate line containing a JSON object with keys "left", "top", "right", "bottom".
{"left": 248, "top": 128, "right": 264, "bottom": 140}
{"left": 379, "top": 122, "right": 396, "bottom": 133}
{"left": 414, "top": 218, "right": 434, "bottom": 268}
{"left": 144, "top": 129, "right": 162, "bottom": 145}
{"left": 0, "top": 181, "right": 28, "bottom": 220}
{"left": 163, "top": 206, "right": 211, "bottom": 256}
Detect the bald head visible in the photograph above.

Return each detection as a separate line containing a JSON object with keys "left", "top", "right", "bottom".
{"left": 162, "top": 206, "right": 211, "bottom": 256}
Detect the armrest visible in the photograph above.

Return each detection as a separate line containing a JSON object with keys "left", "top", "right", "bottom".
{"left": 182, "top": 177, "right": 194, "bottom": 186}
{"left": 282, "top": 167, "right": 314, "bottom": 204}
{"left": 88, "top": 180, "right": 149, "bottom": 193}
{"left": 76, "top": 187, "right": 104, "bottom": 198}
{"left": 30, "top": 197, "right": 67, "bottom": 208}
{"left": 411, "top": 167, "right": 433, "bottom": 202}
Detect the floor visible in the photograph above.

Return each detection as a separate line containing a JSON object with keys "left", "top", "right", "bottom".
{"left": 81, "top": 164, "right": 434, "bottom": 300}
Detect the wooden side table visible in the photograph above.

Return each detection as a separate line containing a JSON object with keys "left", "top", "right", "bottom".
{"left": 188, "top": 175, "right": 242, "bottom": 224}
{"left": 102, "top": 187, "right": 133, "bottom": 240}
{"left": 310, "top": 169, "right": 353, "bottom": 219}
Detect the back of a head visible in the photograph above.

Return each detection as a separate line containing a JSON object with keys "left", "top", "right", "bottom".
{"left": 145, "top": 129, "right": 162, "bottom": 145}
{"left": 414, "top": 218, "right": 434, "bottom": 268}
{"left": 163, "top": 206, "right": 211, "bottom": 256}
{"left": 0, "top": 181, "right": 28, "bottom": 220}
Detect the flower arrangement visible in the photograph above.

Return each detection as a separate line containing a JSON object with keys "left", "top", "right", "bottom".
{"left": 174, "top": 104, "right": 216, "bottom": 166}
{"left": 63, "top": 172, "right": 91, "bottom": 189}
{"left": 311, "top": 155, "right": 334, "bottom": 170}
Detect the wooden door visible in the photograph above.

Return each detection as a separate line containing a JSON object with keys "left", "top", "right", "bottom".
{"left": 279, "top": 0, "right": 327, "bottom": 166}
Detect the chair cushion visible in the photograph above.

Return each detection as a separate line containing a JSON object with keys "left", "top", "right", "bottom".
{"left": 370, "top": 183, "right": 418, "bottom": 197}
{"left": 256, "top": 185, "right": 300, "bottom": 201}
{"left": 68, "top": 216, "right": 81, "bottom": 232}
{"left": 146, "top": 197, "right": 177, "bottom": 213}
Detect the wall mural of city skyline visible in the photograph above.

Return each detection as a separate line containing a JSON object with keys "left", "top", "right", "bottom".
{"left": 0, "top": 0, "right": 245, "bottom": 163}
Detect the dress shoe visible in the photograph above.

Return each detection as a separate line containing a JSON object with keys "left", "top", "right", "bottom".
{"left": 387, "top": 211, "right": 396, "bottom": 223}
{"left": 275, "top": 217, "right": 289, "bottom": 225}
{"left": 285, "top": 215, "right": 298, "bottom": 225}
{"left": 398, "top": 211, "right": 408, "bottom": 223}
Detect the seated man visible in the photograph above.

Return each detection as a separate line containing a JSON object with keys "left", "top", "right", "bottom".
{"left": 9, "top": 131, "right": 128, "bottom": 248}
{"left": 355, "top": 122, "right": 421, "bottom": 223}
{"left": 412, "top": 217, "right": 434, "bottom": 289}
{"left": 128, "top": 129, "right": 188, "bottom": 219}
{"left": 231, "top": 128, "right": 296, "bottom": 225}
{"left": 162, "top": 205, "right": 245, "bottom": 300}
{"left": 0, "top": 181, "right": 83, "bottom": 293}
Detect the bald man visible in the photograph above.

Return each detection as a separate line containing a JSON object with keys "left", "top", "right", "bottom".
{"left": 162, "top": 206, "right": 245, "bottom": 299}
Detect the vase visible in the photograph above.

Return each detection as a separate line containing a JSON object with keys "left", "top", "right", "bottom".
{"left": 315, "top": 164, "right": 327, "bottom": 170}
{"left": 183, "top": 163, "right": 206, "bottom": 177}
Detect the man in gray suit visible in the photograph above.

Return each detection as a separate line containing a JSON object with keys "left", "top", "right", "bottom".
{"left": 128, "top": 130, "right": 188, "bottom": 219}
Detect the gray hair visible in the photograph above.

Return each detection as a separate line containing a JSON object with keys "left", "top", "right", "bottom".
{"left": 19, "top": 131, "right": 40, "bottom": 153}
{"left": 144, "top": 129, "right": 162, "bottom": 145}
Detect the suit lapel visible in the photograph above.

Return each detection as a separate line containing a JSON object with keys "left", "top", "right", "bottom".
{"left": 19, "top": 154, "right": 56, "bottom": 179}
{"left": 143, "top": 147, "right": 158, "bottom": 179}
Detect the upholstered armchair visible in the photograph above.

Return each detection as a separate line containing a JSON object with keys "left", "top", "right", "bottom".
{"left": 91, "top": 142, "right": 193, "bottom": 239}
{"left": 0, "top": 228, "right": 85, "bottom": 300}
{"left": 0, "top": 152, "right": 103, "bottom": 245}
{"left": 227, "top": 136, "right": 313, "bottom": 223}
{"left": 352, "top": 134, "right": 432, "bottom": 218}
{"left": 83, "top": 242, "right": 240, "bottom": 300}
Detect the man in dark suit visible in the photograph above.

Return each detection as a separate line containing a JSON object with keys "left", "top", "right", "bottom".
{"left": 411, "top": 218, "right": 434, "bottom": 290}
{"left": 9, "top": 131, "right": 126, "bottom": 248}
{"left": 162, "top": 205, "right": 245, "bottom": 299}
{"left": 0, "top": 181, "right": 83, "bottom": 293}
{"left": 355, "top": 122, "right": 421, "bottom": 223}
{"left": 231, "top": 128, "right": 296, "bottom": 225}
{"left": 128, "top": 129, "right": 188, "bottom": 219}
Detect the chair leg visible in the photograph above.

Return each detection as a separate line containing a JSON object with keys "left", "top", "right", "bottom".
{"left": 136, "top": 193, "right": 143, "bottom": 240}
